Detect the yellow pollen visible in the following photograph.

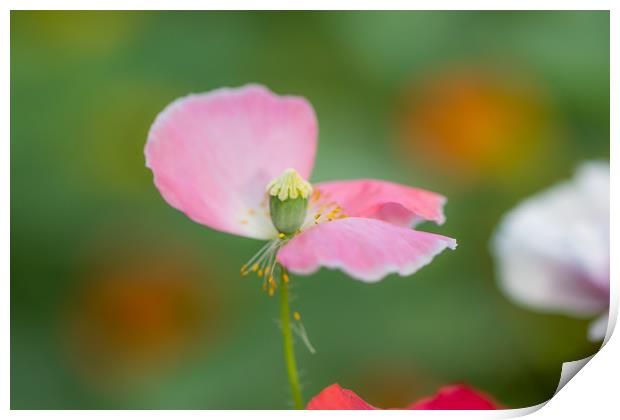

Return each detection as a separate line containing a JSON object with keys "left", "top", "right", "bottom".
{"left": 268, "top": 276, "right": 276, "bottom": 287}
{"left": 251, "top": 263, "right": 259, "bottom": 272}
{"left": 326, "top": 209, "right": 341, "bottom": 220}
{"left": 278, "top": 232, "right": 286, "bottom": 239}
{"left": 257, "top": 269, "right": 263, "bottom": 277}
{"left": 268, "top": 287, "right": 275, "bottom": 297}
{"left": 293, "top": 311, "right": 301, "bottom": 321}
{"left": 314, "top": 213, "right": 322, "bottom": 220}
{"left": 240, "top": 219, "right": 248, "bottom": 225}
{"left": 266, "top": 168, "right": 312, "bottom": 201}
{"left": 282, "top": 273, "right": 290, "bottom": 283}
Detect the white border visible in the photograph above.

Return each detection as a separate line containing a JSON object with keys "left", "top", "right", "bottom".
{"left": 4, "top": 2, "right": 616, "bottom": 419}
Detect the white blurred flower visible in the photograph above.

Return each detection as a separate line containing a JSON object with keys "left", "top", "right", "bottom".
{"left": 491, "top": 162, "right": 609, "bottom": 341}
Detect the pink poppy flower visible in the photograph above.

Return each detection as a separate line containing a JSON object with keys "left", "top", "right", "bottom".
{"left": 307, "top": 383, "right": 500, "bottom": 410}
{"left": 145, "top": 84, "right": 456, "bottom": 289}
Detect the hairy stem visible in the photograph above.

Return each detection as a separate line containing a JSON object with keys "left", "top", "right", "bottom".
{"left": 279, "top": 276, "right": 304, "bottom": 409}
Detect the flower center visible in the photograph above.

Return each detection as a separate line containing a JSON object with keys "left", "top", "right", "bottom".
{"left": 267, "top": 168, "right": 312, "bottom": 235}
{"left": 240, "top": 169, "right": 348, "bottom": 295}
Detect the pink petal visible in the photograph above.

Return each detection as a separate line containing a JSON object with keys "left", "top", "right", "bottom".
{"left": 278, "top": 217, "right": 456, "bottom": 282}
{"left": 307, "top": 384, "right": 377, "bottom": 410}
{"left": 314, "top": 179, "right": 447, "bottom": 227}
{"left": 145, "top": 84, "right": 317, "bottom": 239}
{"left": 408, "top": 385, "right": 499, "bottom": 410}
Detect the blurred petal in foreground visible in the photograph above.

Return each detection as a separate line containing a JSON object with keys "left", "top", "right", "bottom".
{"left": 307, "top": 383, "right": 499, "bottom": 410}
{"left": 491, "top": 161, "right": 609, "bottom": 341}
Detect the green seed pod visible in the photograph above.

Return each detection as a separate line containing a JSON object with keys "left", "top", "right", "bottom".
{"left": 270, "top": 195, "right": 308, "bottom": 235}
{"left": 265, "top": 168, "right": 313, "bottom": 235}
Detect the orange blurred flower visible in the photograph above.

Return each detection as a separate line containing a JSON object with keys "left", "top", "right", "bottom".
{"left": 399, "top": 67, "right": 554, "bottom": 183}
{"left": 64, "top": 235, "right": 220, "bottom": 388}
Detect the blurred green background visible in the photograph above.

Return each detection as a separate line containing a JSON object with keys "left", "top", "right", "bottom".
{"left": 11, "top": 11, "right": 609, "bottom": 409}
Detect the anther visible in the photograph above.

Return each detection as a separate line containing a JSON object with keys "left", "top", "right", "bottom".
{"left": 293, "top": 311, "right": 301, "bottom": 321}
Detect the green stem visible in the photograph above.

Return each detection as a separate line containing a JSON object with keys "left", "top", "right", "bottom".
{"left": 279, "top": 276, "right": 304, "bottom": 409}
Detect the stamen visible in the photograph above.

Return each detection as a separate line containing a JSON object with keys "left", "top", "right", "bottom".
{"left": 241, "top": 241, "right": 273, "bottom": 271}
{"left": 256, "top": 241, "right": 279, "bottom": 273}
{"left": 264, "top": 253, "right": 278, "bottom": 286}
{"left": 240, "top": 232, "right": 296, "bottom": 296}
{"left": 291, "top": 312, "right": 316, "bottom": 354}
{"left": 303, "top": 197, "right": 349, "bottom": 230}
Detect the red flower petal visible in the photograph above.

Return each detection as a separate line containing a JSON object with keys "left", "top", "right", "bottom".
{"left": 307, "top": 383, "right": 500, "bottom": 410}
{"left": 408, "top": 384, "right": 499, "bottom": 410}
{"left": 307, "top": 384, "right": 377, "bottom": 410}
